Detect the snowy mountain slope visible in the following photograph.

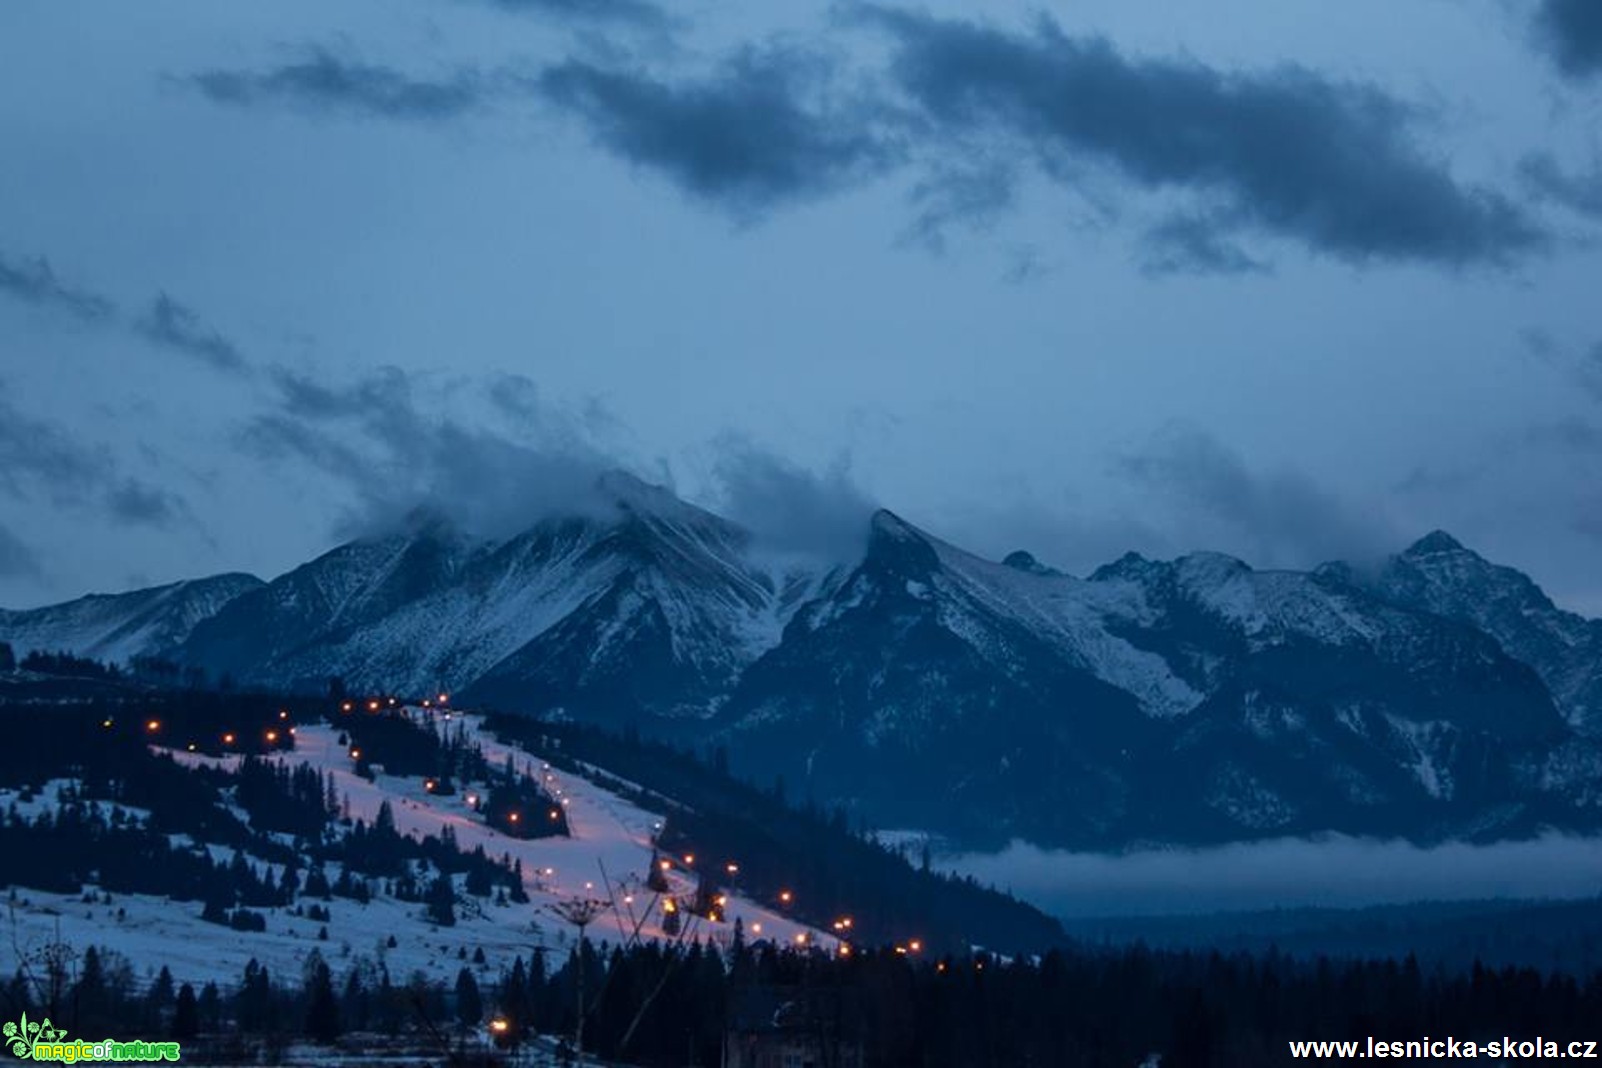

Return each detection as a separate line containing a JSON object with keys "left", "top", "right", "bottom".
{"left": 1, "top": 711, "right": 823, "bottom": 994}
{"left": 1319, "top": 532, "right": 1602, "bottom": 735}
{"left": 8, "top": 477, "right": 1602, "bottom": 848}
{"left": 178, "top": 475, "right": 828, "bottom": 726}
{"left": 715, "top": 511, "right": 1598, "bottom": 847}
{"left": 0, "top": 572, "right": 262, "bottom": 663}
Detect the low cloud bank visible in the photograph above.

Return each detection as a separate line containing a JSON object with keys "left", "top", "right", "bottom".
{"left": 941, "top": 834, "right": 1602, "bottom": 918}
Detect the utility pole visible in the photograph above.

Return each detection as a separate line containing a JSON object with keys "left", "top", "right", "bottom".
{"left": 549, "top": 897, "right": 605, "bottom": 1064}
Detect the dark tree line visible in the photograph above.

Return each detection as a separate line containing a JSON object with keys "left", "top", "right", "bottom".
{"left": 7, "top": 936, "right": 1599, "bottom": 1068}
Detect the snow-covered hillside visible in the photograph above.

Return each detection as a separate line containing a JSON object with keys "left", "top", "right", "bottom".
{"left": 0, "top": 573, "right": 261, "bottom": 664}
{"left": 7, "top": 475, "right": 1602, "bottom": 851}
{"left": 2, "top": 711, "right": 822, "bottom": 992}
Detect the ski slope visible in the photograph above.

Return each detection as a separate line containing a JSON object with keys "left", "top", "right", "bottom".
{"left": 2, "top": 711, "right": 823, "bottom": 991}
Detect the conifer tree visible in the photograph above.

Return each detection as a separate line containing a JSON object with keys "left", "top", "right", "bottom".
{"left": 171, "top": 983, "right": 199, "bottom": 1040}
{"left": 455, "top": 968, "right": 483, "bottom": 1028}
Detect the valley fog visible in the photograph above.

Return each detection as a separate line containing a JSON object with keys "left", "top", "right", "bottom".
{"left": 940, "top": 833, "right": 1602, "bottom": 918}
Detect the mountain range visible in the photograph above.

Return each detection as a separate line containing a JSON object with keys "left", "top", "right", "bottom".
{"left": 5, "top": 472, "right": 1600, "bottom": 849}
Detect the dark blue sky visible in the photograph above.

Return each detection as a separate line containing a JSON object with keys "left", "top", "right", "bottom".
{"left": 2, "top": 0, "right": 1601, "bottom": 612}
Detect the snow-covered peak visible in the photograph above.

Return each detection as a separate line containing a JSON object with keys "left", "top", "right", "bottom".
{"left": 0, "top": 572, "right": 263, "bottom": 663}
{"left": 1404, "top": 529, "right": 1470, "bottom": 558}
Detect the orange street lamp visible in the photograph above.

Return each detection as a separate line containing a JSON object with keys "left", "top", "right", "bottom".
{"left": 265, "top": 730, "right": 279, "bottom": 743}
{"left": 779, "top": 890, "right": 793, "bottom": 905}
{"left": 145, "top": 719, "right": 161, "bottom": 733}
{"left": 222, "top": 732, "right": 236, "bottom": 745}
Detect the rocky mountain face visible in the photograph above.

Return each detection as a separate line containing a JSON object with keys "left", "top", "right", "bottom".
{"left": 714, "top": 514, "right": 1593, "bottom": 848}
{"left": 177, "top": 474, "right": 829, "bottom": 727}
{"left": 1318, "top": 532, "right": 1602, "bottom": 735}
{"left": 4, "top": 478, "right": 1598, "bottom": 848}
{"left": 0, "top": 573, "right": 263, "bottom": 665}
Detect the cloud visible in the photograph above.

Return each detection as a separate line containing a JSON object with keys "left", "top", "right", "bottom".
{"left": 1115, "top": 424, "right": 1396, "bottom": 567}
{"left": 539, "top": 46, "right": 899, "bottom": 215}
{"left": 0, "top": 523, "right": 41, "bottom": 579}
{"left": 136, "top": 292, "right": 248, "bottom": 373}
{"left": 1520, "top": 329, "right": 1602, "bottom": 403}
{"left": 704, "top": 437, "right": 877, "bottom": 559}
{"left": 1519, "top": 153, "right": 1602, "bottom": 220}
{"left": 240, "top": 365, "right": 621, "bottom": 539}
{"left": 900, "top": 159, "right": 1019, "bottom": 252}
{"left": 1141, "top": 213, "right": 1269, "bottom": 277}
{"left": 1531, "top": 0, "right": 1602, "bottom": 80}
{"left": 942, "top": 833, "right": 1602, "bottom": 918}
{"left": 105, "top": 480, "right": 188, "bottom": 526}
{"left": 0, "top": 387, "right": 188, "bottom": 529}
{"left": 0, "top": 249, "right": 115, "bottom": 323}
{"left": 188, "top": 47, "right": 491, "bottom": 120}
{"left": 485, "top": 372, "right": 543, "bottom": 424}
{"left": 469, "top": 0, "right": 667, "bottom": 28}
{"left": 865, "top": 10, "right": 1545, "bottom": 268}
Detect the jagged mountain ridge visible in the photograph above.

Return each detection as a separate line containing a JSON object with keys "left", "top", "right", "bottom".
{"left": 3, "top": 476, "right": 1599, "bottom": 847}
{"left": 177, "top": 474, "right": 837, "bottom": 720}
{"left": 1318, "top": 532, "right": 1602, "bottom": 735}
{"left": 0, "top": 573, "right": 263, "bottom": 665}
{"left": 713, "top": 513, "right": 1590, "bottom": 847}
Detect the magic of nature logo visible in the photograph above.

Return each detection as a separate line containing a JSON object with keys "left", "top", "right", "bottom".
{"left": 4, "top": 1013, "right": 180, "bottom": 1062}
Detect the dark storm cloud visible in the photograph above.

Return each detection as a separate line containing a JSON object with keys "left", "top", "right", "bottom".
{"left": 485, "top": 372, "right": 543, "bottom": 424}
{"left": 1519, "top": 153, "right": 1602, "bottom": 219}
{"left": 864, "top": 10, "right": 1545, "bottom": 268}
{"left": 469, "top": 0, "right": 667, "bottom": 28}
{"left": 105, "top": 480, "right": 188, "bottom": 527}
{"left": 706, "top": 436, "right": 877, "bottom": 559}
{"left": 241, "top": 365, "right": 617, "bottom": 539}
{"left": 1531, "top": 0, "right": 1602, "bottom": 79}
{"left": 0, "top": 388, "right": 188, "bottom": 529}
{"left": 189, "top": 47, "right": 490, "bottom": 120}
{"left": 539, "top": 47, "right": 899, "bottom": 214}
{"left": 0, "top": 524, "right": 42, "bottom": 579}
{"left": 901, "top": 160, "right": 1018, "bottom": 252}
{"left": 1520, "top": 329, "right": 1602, "bottom": 403}
{"left": 1525, "top": 417, "right": 1602, "bottom": 455}
{"left": 1115, "top": 425, "right": 1395, "bottom": 567}
{"left": 1141, "top": 213, "right": 1269, "bottom": 277}
{"left": 0, "top": 249, "right": 115, "bottom": 323}
{"left": 137, "top": 293, "right": 248, "bottom": 373}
